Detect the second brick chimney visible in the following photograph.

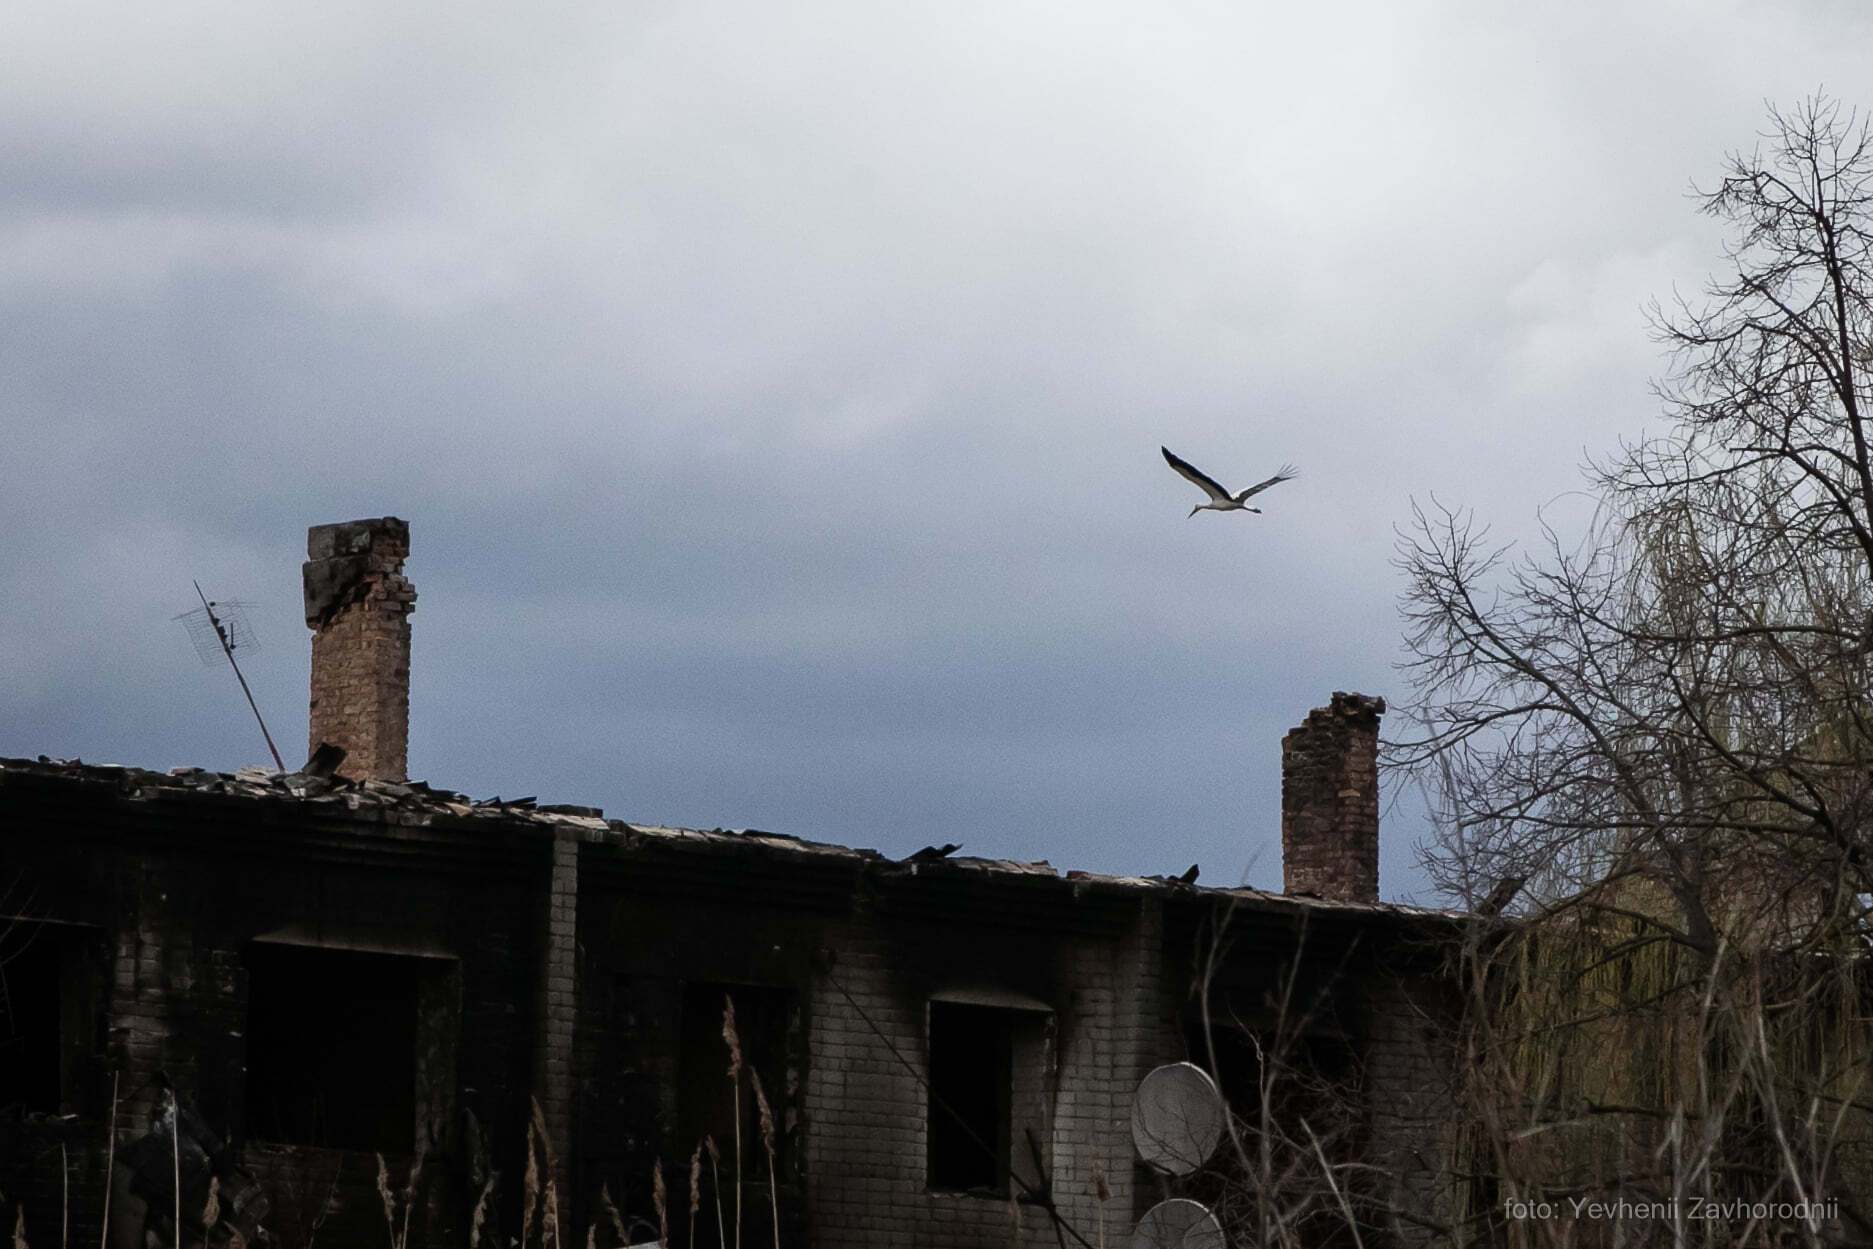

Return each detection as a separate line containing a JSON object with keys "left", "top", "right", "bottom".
{"left": 1280, "top": 692, "right": 1384, "bottom": 903}
{"left": 303, "top": 517, "right": 416, "bottom": 782}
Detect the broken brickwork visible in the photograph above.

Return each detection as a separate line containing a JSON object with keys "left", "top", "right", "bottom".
{"left": 1281, "top": 691, "right": 1385, "bottom": 903}
{"left": 304, "top": 517, "right": 416, "bottom": 782}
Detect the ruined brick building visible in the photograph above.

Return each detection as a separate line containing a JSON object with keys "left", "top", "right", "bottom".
{"left": 1, "top": 518, "right": 1465, "bottom": 1248}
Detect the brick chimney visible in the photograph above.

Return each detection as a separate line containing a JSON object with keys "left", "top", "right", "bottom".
{"left": 303, "top": 517, "right": 416, "bottom": 782}
{"left": 1280, "top": 692, "right": 1384, "bottom": 903}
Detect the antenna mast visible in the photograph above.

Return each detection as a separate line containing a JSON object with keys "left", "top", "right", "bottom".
{"left": 181, "top": 581, "right": 287, "bottom": 771}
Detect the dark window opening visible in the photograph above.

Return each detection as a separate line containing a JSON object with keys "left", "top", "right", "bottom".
{"left": 244, "top": 944, "right": 418, "bottom": 1152}
{"left": 677, "top": 982, "right": 797, "bottom": 1182}
{"left": 1184, "top": 998, "right": 1357, "bottom": 1120}
{"left": 1182, "top": 1004, "right": 1360, "bottom": 1159}
{"left": 927, "top": 1002, "right": 1013, "bottom": 1193}
{"left": 1182, "top": 1004, "right": 1360, "bottom": 1246}
{"left": 1185, "top": 1009, "right": 1266, "bottom": 1115}
{"left": 0, "top": 923, "right": 77, "bottom": 1114}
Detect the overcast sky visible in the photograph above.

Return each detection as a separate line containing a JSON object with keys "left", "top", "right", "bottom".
{"left": 4, "top": 2, "right": 1869, "bottom": 899}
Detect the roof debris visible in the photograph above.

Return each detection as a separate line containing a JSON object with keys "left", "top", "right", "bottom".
{"left": 0, "top": 755, "right": 1463, "bottom": 919}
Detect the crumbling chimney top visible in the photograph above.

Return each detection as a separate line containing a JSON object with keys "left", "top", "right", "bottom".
{"left": 1280, "top": 691, "right": 1385, "bottom": 904}
{"left": 307, "top": 514, "right": 407, "bottom": 559}
{"left": 1325, "top": 690, "right": 1384, "bottom": 725}
{"left": 303, "top": 517, "right": 410, "bottom": 628}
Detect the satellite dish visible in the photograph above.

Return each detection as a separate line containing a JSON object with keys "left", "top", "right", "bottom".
{"left": 1131, "top": 1198, "right": 1226, "bottom": 1249}
{"left": 1130, "top": 1061, "right": 1224, "bottom": 1175}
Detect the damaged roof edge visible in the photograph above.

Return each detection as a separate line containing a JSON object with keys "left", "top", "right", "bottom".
{"left": 0, "top": 755, "right": 1467, "bottom": 921}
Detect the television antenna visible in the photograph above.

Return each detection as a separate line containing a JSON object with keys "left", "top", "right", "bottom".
{"left": 173, "top": 581, "right": 286, "bottom": 771}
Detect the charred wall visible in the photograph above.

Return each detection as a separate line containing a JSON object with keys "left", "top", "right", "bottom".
{"left": 570, "top": 838, "right": 847, "bottom": 1248}
{"left": 1160, "top": 895, "right": 1462, "bottom": 1245}
{"left": 2, "top": 763, "right": 1460, "bottom": 1249}
{"left": 793, "top": 869, "right": 1158, "bottom": 1249}
{"left": 0, "top": 770, "right": 547, "bottom": 1249}
{"left": 567, "top": 846, "right": 1166, "bottom": 1249}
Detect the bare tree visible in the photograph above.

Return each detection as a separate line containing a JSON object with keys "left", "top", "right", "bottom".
{"left": 1185, "top": 904, "right": 1418, "bottom": 1248}
{"left": 1393, "top": 96, "right": 1873, "bottom": 1242}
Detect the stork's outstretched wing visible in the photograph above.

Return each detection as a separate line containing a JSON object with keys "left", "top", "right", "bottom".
{"left": 1161, "top": 446, "right": 1234, "bottom": 503}
{"left": 1236, "top": 464, "right": 1297, "bottom": 501}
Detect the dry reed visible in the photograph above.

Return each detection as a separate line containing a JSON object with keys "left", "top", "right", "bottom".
{"left": 598, "top": 1183, "right": 628, "bottom": 1248}
{"left": 168, "top": 1093, "right": 179, "bottom": 1249}
{"left": 98, "top": 1072, "right": 116, "bottom": 1249}
{"left": 404, "top": 1141, "right": 426, "bottom": 1249}
{"left": 201, "top": 1174, "right": 220, "bottom": 1241}
{"left": 687, "top": 1143, "right": 701, "bottom": 1249}
{"left": 721, "top": 996, "right": 742, "bottom": 1249}
{"left": 749, "top": 1070, "right": 778, "bottom": 1249}
{"left": 302, "top": 1155, "right": 342, "bottom": 1249}
{"left": 375, "top": 1155, "right": 395, "bottom": 1249}
{"left": 520, "top": 1108, "right": 541, "bottom": 1249}
{"left": 704, "top": 1136, "right": 725, "bottom": 1249}
{"left": 529, "top": 1099, "right": 561, "bottom": 1249}
{"left": 651, "top": 1161, "right": 668, "bottom": 1249}
{"left": 13, "top": 1203, "right": 26, "bottom": 1249}
{"left": 467, "top": 1173, "right": 495, "bottom": 1249}
{"left": 374, "top": 1141, "right": 427, "bottom": 1249}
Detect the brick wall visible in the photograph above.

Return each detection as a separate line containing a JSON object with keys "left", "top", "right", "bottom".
{"left": 1362, "top": 950, "right": 1462, "bottom": 1245}
{"left": 535, "top": 830, "right": 580, "bottom": 1206}
{"left": 802, "top": 896, "right": 1151, "bottom": 1249}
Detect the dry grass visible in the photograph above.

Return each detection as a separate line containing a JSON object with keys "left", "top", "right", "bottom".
{"left": 97, "top": 1073, "right": 116, "bottom": 1249}
{"left": 721, "top": 996, "right": 743, "bottom": 1249}
{"left": 373, "top": 1139, "right": 425, "bottom": 1249}
{"left": 598, "top": 1182, "right": 629, "bottom": 1248}
{"left": 705, "top": 1136, "right": 725, "bottom": 1249}
{"left": 168, "top": 1093, "right": 180, "bottom": 1249}
{"left": 687, "top": 1143, "right": 701, "bottom": 1249}
{"left": 520, "top": 1105, "right": 542, "bottom": 1249}
{"left": 749, "top": 1070, "right": 778, "bottom": 1249}
{"left": 651, "top": 1161, "right": 668, "bottom": 1248}
{"left": 295, "top": 1152, "right": 343, "bottom": 1249}
{"left": 523, "top": 1098, "right": 565, "bottom": 1249}
{"left": 466, "top": 1172, "right": 495, "bottom": 1249}
{"left": 50, "top": 1008, "right": 800, "bottom": 1249}
{"left": 201, "top": 1174, "right": 220, "bottom": 1242}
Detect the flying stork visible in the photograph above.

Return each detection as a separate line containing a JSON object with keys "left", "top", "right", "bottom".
{"left": 1161, "top": 446, "right": 1297, "bottom": 517}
